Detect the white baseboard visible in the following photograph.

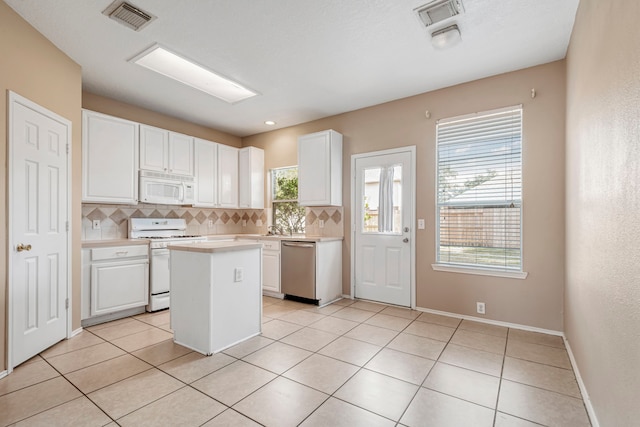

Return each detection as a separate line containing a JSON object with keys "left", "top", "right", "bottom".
{"left": 563, "top": 336, "right": 600, "bottom": 427}
{"left": 415, "top": 306, "right": 563, "bottom": 336}
{"left": 0, "top": 370, "right": 7, "bottom": 380}
{"left": 71, "top": 327, "right": 83, "bottom": 337}
{"left": 341, "top": 294, "right": 353, "bottom": 300}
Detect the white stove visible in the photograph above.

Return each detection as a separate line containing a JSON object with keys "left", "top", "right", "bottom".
{"left": 129, "top": 218, "right": 206, "bottom": 311}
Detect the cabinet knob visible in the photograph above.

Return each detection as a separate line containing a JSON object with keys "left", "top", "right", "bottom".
{"left": 17, "top": 243, "right": 32, "bottom": 252}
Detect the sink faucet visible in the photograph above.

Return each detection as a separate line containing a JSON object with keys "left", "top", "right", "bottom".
{"left": 267, "top": 225, "right": 283, "bottom": 236}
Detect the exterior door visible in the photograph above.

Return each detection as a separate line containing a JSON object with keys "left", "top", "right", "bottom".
{"left": 9, "top": 92, "right": 70, "bottom": 368}
{"left": 353, "top": 148, "right": 414, "bottom": 307}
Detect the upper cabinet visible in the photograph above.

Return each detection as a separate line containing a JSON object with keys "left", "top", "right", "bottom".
{"left": 217, "top": 145, "right": 239, "bottom": 208}
{"left": 194, "top": 138, "right": 218, "bottom": 208}
{"left": 82, "top": 110, "right": 139, "bottom": 204}
{"left": 140, "top": 124, "right": 194, "bottom": 176}
{"left": 239, "top": 147, "right": 265, "bottom": 209}
{"left": 298, "top": 130, "right": 343, "bottom": 206}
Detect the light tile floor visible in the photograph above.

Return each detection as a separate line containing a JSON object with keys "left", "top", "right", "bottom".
{"left": 0, "top": 297, "right": 592, "bottom": 427}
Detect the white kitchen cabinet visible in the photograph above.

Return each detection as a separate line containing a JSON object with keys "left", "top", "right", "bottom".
{"left": 140, "top": 124, "right": 194, "bottom": 176}
{"left": 82, "top": 110, "right": 139, "bottom": 204}
{"left": 239, "top": 146, "right": 265, "bottom": 209}
{"left": 298, "top": 130, "right": 343, "bottom": 206}
{"left": 194, "top": 138, "right": 218, "bottom": 207}
{"left": 260, "top": 239, "right": 281, "bottom": 295}
{"left": 217, "top": 144, "right": 239, "bottom": 208}
{"left": 81, "top": 244, "right": 149, "bottom": 324}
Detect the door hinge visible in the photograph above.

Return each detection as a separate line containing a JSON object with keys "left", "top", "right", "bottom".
{"left": 65, "top": 298, "right": 69, "bottom": 309}
{"left": 66, "top": 143, "right": 70, "bottom": 154}
{"left": 66, "top": 221, "right": 69, "bottom": 232}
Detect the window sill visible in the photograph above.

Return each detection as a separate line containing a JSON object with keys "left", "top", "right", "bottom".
{"left": 431, "top": 264, "right": 528, "bottom": 280}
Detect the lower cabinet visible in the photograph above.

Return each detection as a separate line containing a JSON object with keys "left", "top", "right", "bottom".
{"left": 82, "top": 244, "right": 149, "bottom": 324}
{"left": 262, "top": 241, "right": 281, "bottom": 294}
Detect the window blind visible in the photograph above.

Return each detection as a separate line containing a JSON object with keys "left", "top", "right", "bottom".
{"left": 436, "top": 106, "right": 523, "bottom": 271}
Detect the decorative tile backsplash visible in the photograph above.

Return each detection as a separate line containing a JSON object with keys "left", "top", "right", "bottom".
{"left": 82, "top": 203, "right": 267, "bottom": 240}
{"left": 82, "top": 204, "right": 344, "bottom": 240}
{"left": 305, "top": 207, "right": 344, "bottom": 237}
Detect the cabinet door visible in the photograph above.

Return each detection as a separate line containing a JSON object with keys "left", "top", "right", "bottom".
{"left": 140, "top": 125, "right": 168, "bottom": 172}
{"left": 239, "top": 147, "right": 264, "bottom": 209}
{"left": 298, "top": 130, "right": 342, "bottom": 206}
{"left": 263, "top": 250, "right": 281, "bottom": 293}
{"left": 194, "top": 138, "right": 218, "bottom": 207}
{"left": 90, "top": 259, "right": 149, "bottom": 316}
{"left": 82, "top": 110, "right": 139, "bottom": 204}
{"left": 298, "top": 132, "right": 331, "bottom": 205}
{"left": 217, "top": 145, "right": 239, "bottom": 208}
{"left": 169, "top": 132, "right": 194, "bottom": 176}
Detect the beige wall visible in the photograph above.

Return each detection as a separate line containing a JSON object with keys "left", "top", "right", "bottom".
{"left": 244, "top": 60, "right": 566, "bottom": 331}
{"left": 83, "top": 92, "right": 242, "bottom": 148}
{"left": 1, "top": 3, "right": 82, "bottom": 370}
{"left": 565, "top": 0, "right": 640, "bottom": 425}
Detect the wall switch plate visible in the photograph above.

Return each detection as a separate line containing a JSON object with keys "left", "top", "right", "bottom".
{"left": 418, "top": 219, "right": 425, "bottom": 229}
{"left": 242, "top": 219, "right": 247, "bottom": 227}
{"left": 92, "top": 220, "right": 101, "bottom": 230}
{"left": 234, "top": 268, "right": 243, "bottom": 282}
{"left": 319, "top": 219, "right": 325, "bottom": 228}
{"left": 256, "top": 219, "right": 262, "bottom": 226}
{"left": 476, "top": 302, "right": 486, "bottom": 315}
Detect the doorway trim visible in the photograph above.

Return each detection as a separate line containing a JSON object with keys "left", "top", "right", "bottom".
{"left": 7, "top": 91, "right": 73, "bottom": 373}
{"left": 350, "top": 146, "right": 416, "bottom": 309}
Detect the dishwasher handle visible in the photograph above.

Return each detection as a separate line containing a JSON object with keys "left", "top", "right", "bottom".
{"left": 282, "top": 241, "right": 315, "bottom": 248}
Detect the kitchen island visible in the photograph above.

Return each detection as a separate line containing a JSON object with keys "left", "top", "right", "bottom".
{"left": 168, "top": 241, "right": 262, "bottom": 355}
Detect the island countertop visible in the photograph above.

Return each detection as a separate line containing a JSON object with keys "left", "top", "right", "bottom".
{"left": 167, "top": 241, "right": 263, "bottom": 253}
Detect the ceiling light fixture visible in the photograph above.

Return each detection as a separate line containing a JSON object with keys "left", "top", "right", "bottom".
{"left": 130, "top": 44, "right": 258, "bottom": 103}
{"left": 431, "top": 24, "right": 461, "bottom": 49}
{"left": 264, "top": 120, "right": 276, "bottom": 126}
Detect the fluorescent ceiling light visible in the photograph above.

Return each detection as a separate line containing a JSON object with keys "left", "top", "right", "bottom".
{"left": 131, "top": 44, "right": 258, "bottom": 103}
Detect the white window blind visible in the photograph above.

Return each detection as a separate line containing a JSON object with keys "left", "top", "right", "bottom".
{"left": 436, "top": 106, "right": 523, "bottom": 271}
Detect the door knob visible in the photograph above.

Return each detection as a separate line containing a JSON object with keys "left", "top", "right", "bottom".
{"left": 403, "top": 238, "right": 409, "bottom": 243}
{"left": 17, "top": 243, "right": 32, "bottom": 252}
{"left": 404, "top": 227, "right": 410, "bottom": 232}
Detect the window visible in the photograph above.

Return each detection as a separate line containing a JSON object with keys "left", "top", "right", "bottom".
{"left": 271, "top": 167, "right": 305, "bottom": 234}
{"left": 436, "top": 106, "right": 523, "bottom": 272}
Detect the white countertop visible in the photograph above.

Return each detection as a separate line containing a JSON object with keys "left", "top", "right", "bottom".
{"left": 82, "top": 239, "right": 149, "bottom": 248}
{"left": 234, "top": 234, "right": 344, "bottom": 243}
{"left": 167, "top": 241, "right": 263, "bottom": 253}
{"left": 82, "top": 234, "right": 343, "bottom": 248}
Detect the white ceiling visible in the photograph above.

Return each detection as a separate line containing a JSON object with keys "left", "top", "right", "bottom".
{"left": 5, "top": 0, "right": 579, "bottom": 137}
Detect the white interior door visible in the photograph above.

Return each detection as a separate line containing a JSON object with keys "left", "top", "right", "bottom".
{"left": 9, "top": 92, "right": 70, "bottom": 369}
{"left": 353, "top": 149, "right": 414, "bottom": 307}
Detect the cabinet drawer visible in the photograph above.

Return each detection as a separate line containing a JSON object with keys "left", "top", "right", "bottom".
{"left": 91, "top": 245, "right": 148, "bottom": 261}
{"left": 260, "top": 240, "right": 280, "bottom": 251}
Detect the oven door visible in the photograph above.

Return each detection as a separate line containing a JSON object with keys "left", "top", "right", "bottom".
{"left": 151, "top": 248, "right": 171, "bottom": 295}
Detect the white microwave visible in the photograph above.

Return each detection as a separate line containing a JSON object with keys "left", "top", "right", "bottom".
{"left": 139, "top": 170, "right": 195, "bottom": 205}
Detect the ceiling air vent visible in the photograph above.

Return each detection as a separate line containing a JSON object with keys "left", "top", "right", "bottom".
{"left": 102, "top": 1, "right": 156, "bottom": 31}
{"left": 415, "top": 0, "right": 463, "bottom": 27}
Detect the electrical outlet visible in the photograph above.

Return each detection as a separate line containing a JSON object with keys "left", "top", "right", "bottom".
{"left": 242, "top": 219, "right": 247, "bottom": 227}
{"left": 418, "top": 219, "right": 425, "bottom": 229}
{"left": 208, "top": 219, "right": 213, "bottom": 227}
{"left": 92, "top": 220, "right": 101, "bottom": 230}
{"left": 476, "top": 302, "right": 486, "bottom": 315}
{"left": 234, "top": 268, "right": 243, "bottom": 282}
{"left": 319, "top": 219, "right": 325, "bottom": 228}
{"left": 256, "top": 219, "right": 262, "bottom": 226}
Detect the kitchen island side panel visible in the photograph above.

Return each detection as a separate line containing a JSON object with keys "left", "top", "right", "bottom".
{"left": 170, "top": 247, "right": 262, "bottom": 355}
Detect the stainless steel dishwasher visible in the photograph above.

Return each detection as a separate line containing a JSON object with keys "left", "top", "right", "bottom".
{"left": 281, "top": 240, "right": 316, "bottom": 300}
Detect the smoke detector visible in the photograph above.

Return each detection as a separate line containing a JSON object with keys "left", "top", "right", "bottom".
{"left": 415, "top": 0, "right": 464, "bottom": 27}
{"left": 102, "top": 1, "right": 156, "bottom": 31}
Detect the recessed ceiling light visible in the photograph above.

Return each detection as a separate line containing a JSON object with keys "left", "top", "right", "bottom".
{"left": 130, "top": 44, "right": 258, "bottom": 104}
{"left": 264, "top": 120, "right": 276, "bottom": 126}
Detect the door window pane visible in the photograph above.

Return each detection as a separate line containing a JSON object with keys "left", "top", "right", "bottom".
{"left": 362, "top": 165, "right": 402, "bottom": 234}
